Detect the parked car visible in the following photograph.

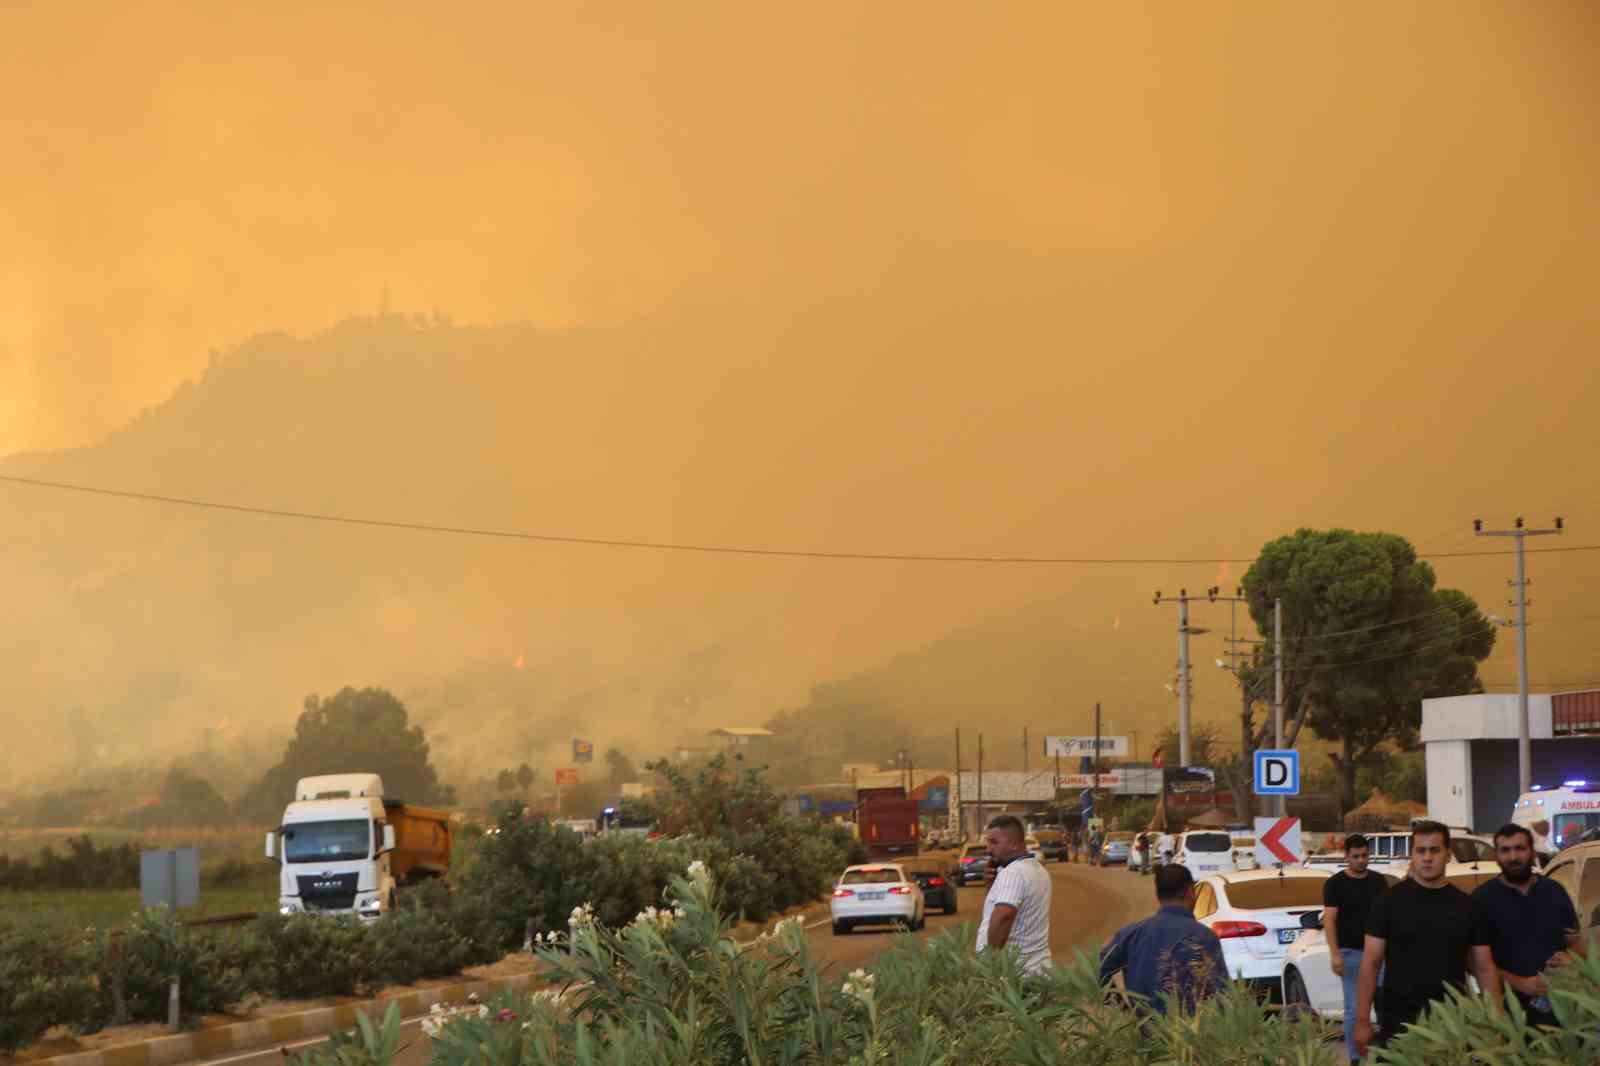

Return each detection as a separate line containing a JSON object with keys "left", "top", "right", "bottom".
{"left": 1194, "top": 868, "right": 1333, "bottom": 1000}
{"left": 831, "top": 864, "right": 926, "bottom": 934}
{"left": 907, "top": 868, "right": 958, "bottom": 914}
{"left": 1231, "top": 834, "right": 1259, "bottom": 871}
{"left": 1545, "top": 838, "right": 1600, "bottom": 931}
{"left": 1100, "top": 831, "right": 1135, "bottom": 866}
{"left": 953, "top": 844, "right": 992, "bottom": 886}
{"left": 1024, "top": 835, "right": 1045, "bottom": 862}
{"left": 1176, "top": 830, "right": 1239, "bottom": 877}
{"left": 1280, "top": 862, "right": 1495, "bottom": 1017}
{"left": 1034, "top": 829, "right": 1069, "bottom": 862}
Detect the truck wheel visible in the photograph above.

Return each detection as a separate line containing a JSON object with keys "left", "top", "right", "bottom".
{"left": 832, "top": 920, "right": 849, "bottom": 935}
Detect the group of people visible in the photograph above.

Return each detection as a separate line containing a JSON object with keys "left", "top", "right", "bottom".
{"left": 969, "top": 814, "right": 1585, "bottom": 1061}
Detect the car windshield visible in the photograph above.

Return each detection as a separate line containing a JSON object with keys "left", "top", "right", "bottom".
{"left": 843, "top": 869, "right": 903, "bottom": 885}
{"left": 1186, "top": 832, "right": 1232, "bottom": 853}
{"left": 1108, "top": 832, "right": 1135, "bottom": 842}
{"left": 964, "top": 846, "right": 988, "bottom": 858}
{"left": 283, "top": 819, "right": 371, "bottom": 863}
{"left": 1034, "top": 831, "right": 1062, "bottom": 843}
{"left": 1223, "top": 878, "right": 1328, "bottom": 909}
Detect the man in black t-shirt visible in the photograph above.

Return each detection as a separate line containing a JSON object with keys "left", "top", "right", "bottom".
{"left": 1472, "top": 823, "right": 1583, "bottom": 1028}
{"left": 1354, "top": 821, "right": 1501, "bottom": 1055}
{"left": 1322, "top": 834, "right": 1386, "bottom": 1062}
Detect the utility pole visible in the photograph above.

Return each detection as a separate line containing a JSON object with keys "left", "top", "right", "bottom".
{"left": 1093, "top": 703, "right": 1102, "bottom": 791}
{"left": 976, "top": 733, "right": 985, "bottom": 835}
{"left": 1475, "top": 517, "right": 1564, "bottom": 797}
{"left": 1209, "top": 585, "right": 1266, "bottom": 818}
{"left": 1155, "top": 588, "right": 1212, "bottom": 766}
{"left": 1023, "top": 726, "right": 1029, "bottom": 774}
{"left": 954, "top": 728, "right": 963, "bottom": 836}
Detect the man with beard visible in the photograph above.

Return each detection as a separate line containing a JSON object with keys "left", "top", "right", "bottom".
{"left": 1471, "top": 823, "right": 1584, "bottom": 1028}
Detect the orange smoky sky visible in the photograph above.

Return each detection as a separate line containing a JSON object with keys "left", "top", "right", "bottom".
{"left": 1, "top": 2, "right": 1598, "bottom": 782}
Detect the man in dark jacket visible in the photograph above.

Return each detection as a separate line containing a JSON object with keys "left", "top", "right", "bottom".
{"left": 1099, "top": 864, "right": 1228, "bottom": 1012}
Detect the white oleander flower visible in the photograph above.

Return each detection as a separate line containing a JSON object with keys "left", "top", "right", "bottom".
{"left": 686, "top": 860, "right": 709, "bottom": 881}
{"left": 568, "top": 901, "right": 596, "bottom": 928}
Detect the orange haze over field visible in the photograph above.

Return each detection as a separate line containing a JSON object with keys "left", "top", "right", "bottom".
{"left": 1, "top": 2, "right": 1597, "bottom": 790}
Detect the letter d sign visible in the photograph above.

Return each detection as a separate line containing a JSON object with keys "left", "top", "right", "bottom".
{"left": 1253, "top": 750, "right": 1300, "bottom": 796}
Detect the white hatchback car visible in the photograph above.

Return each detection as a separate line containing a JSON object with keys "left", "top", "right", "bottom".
{"left": 830, "top": 863, "right": 925, "bottom": 934}
{"left": 1194, "top": 868, "right": 1333, "bottom": 998}
{"left": 1280, "top": 863, "right": 1497, "bottom": 1017}
{"left": 1177, "top": 830, "right": 1240, "bottom": 878}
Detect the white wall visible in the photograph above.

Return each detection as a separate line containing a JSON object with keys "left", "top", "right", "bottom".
{"left": 1425, "top": 739, "right": 1474, "bottom": 828}
{"left": 1421, "top": 693, "right": 1553, "bottom": 742}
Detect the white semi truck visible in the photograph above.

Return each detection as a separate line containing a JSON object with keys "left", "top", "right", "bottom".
{"left": 264, "top": 773, "right": 452, "bottom": 920}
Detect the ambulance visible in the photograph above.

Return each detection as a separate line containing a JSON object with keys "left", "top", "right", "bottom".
{"left": 1511, "top": 780, "right": 1600, "bottom": 860}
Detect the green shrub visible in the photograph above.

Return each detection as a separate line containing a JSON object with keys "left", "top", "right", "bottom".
{"left": 0, "top": 920, "right": 100, "bottom": 1051}
{"left": 248, "top": 912, "right": 379, "bottom": 998}
{"left": 97, "top": 908, "right": 257, "bottom": 1025}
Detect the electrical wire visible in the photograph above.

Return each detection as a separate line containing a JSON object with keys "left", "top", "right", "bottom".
{"left": 2, "top": 473, "right": 1598, "bottom": 566}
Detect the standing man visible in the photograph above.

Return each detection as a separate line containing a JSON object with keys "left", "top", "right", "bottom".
{"left": 1472, "top": 823, "right": 1584, "bottom": 1028}
{"left": 1099, "top": 864, "right": 1228, "bottom": 1012}
{"left": 976, "top": 814, "right": 1053, "bottom": 974}
{"left": 1322, "top": 834, "right": 1386, "bottom": 1063}
{"left": 1354, "top": 822, "right": 1501, "bottom": 1056}
{"left": 1088, "top": 827, "right": 1103, "bottom": 866}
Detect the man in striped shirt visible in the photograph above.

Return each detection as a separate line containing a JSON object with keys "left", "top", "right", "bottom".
{"left": 976, "top": 814, "right": 1053, "bottom": 974}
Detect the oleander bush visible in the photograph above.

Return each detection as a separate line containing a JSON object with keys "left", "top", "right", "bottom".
{"left": 391, "top": 865, "right": 1600, "bottom": 1066}
{"left": 0, "top": 919, "right": 100, "bottom": 1051}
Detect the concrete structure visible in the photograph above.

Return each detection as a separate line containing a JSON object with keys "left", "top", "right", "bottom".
{"left": 708, "top": 727, "right": 775, "bottom": 748}
{"left": 1423, "top": 692, "right": 1600, "bottom": 832}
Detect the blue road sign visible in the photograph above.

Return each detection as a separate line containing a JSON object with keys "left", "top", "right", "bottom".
{"left": 1253, "top": 750, "right": 1301, "bottom": 796}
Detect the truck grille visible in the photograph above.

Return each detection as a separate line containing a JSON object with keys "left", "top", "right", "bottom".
{"left": 296, "top": 872, "right": 359, "bottom": 912}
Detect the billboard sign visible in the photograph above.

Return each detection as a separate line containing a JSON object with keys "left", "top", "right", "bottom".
{"left": 555, "top": 768, "right": 580, "bottom": 786}
{"left": 1044, "top": 736, "right": 1128, "bottom": 758}
{"left": 572, "top": 739, "right": 595, "bottom": 763}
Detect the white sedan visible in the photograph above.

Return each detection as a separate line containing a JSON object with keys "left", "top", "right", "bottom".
{"left": 1194, "top": 868, "right": 1333, "bottom": 998}
{"left": 830, "top": 864, "right": 925, "bottom": 934}
{"left": 1280, "top": 863, "right": 1496, "bottom": 1017}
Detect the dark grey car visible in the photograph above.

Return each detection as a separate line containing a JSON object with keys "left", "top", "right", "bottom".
{"left": 953, "top": 844, "right": 991, "bottom": 886}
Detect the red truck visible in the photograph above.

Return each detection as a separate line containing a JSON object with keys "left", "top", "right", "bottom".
{"left": 856, "top": 786, "right": 920, "bottom": 858}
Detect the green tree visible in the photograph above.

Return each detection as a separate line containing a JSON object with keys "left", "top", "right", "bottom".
{"left": 604, "top": 747, "right": 636, "bottom": 788}
{"left": 641, "top": 753, "right": 781, "bottom": 837}
{"left": 515, "top": 762, "right": 536, "bottom": 792}
{"left": 1243, "top": 529, "right": 1494, "bottom": 814}
{"left": 496, "top": 768, "right": 517, "bottom": 793}
{"left": 239, "top": 687, "right": 455, "bottom": 820}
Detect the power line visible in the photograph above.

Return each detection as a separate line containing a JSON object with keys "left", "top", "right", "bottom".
{"left": 5, "top": 473, "right": 1600, "bottom": 565}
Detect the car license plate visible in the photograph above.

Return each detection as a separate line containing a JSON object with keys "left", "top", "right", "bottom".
{"left": 860, "top": 891, "right": 885, "bottom": 901}
{"left": 1277, "top": 929, "right": 1298, "bottom": 944}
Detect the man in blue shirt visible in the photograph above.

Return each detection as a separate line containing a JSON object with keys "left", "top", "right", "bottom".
{"left": 1099, "top": 864, "right": 1228, "bottom": 1012}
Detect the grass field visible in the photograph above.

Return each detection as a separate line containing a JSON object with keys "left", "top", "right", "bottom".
{"left": 0, "top": 874, "right": 280, "bottom": 931}
{"left": 0, "top": 824, "right": 270, "bottom": 863}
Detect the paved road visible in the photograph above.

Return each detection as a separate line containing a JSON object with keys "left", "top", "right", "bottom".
{"left": 182, "top": 861, "right": 1150, "bottom": 1066}
{"left": 804, "top": 858, "right": 1150, "bottom": 973}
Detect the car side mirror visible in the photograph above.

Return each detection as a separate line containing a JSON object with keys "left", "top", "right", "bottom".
{"left": 1299, "top": 910, "right": 1322, "bottom": 930}
{"left": 382, "top": 824, "right": 397, "bottom": 853}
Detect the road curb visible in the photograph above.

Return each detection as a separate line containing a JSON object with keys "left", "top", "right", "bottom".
{"left": 33, "top": 973, "right": 545, "bottom": 1066}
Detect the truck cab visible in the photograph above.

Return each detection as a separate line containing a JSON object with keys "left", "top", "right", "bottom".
{"left": 265, "top": 773, "right": 450, "bottom": 920}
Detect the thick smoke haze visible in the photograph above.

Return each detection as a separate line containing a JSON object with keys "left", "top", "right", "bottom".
{"left": 2, "top": 3, "right": 1597, "bottom": 792}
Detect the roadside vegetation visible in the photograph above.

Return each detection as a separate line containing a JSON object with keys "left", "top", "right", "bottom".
{"left": 0, "top": 760, "right": 861, "bottom": 1053}
{"left": 292, "top": 864, "right": 1600, "bottom": 1066}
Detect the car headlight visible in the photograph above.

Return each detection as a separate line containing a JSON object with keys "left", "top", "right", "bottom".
{"left": 280, "top": 902, "right": 299, "bottom": 915}
{"left": 357, "top": 896, "right": 383, "bottom": 915}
